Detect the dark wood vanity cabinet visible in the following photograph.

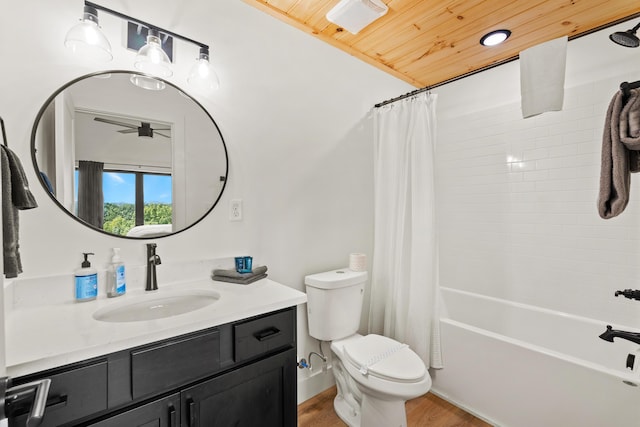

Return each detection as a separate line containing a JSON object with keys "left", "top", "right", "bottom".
{"left": 181, "top": 348, "right": 295, "bottom": 426}
{"left": 9, "top": 307, "right": 297, "bottom": 427}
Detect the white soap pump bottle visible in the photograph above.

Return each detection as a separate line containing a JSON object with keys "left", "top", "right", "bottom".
{"left": 107, "top": 248, "right": 126, "bottom": 297}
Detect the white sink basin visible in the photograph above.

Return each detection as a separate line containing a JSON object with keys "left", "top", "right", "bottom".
{"left": 93, "top": 288, "right": 220, "bottom": 323}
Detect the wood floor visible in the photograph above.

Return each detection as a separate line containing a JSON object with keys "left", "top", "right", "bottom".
{"left": 298, "top": 386, "right": 491, "bottom": 427}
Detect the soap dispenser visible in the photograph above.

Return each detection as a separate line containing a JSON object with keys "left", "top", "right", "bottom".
{"left": 107, "top": 247, "right": 126, "bottom": 298}
{"left": 75, "top": 252, "right": 98, "bottom": 302}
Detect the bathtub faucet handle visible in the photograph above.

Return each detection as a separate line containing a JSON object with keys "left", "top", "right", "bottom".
{"left": 614, "top": 289, "right": 640, "bottom": 301}
{"left": 599, "top": 325, "right": 640, "bottom": 345}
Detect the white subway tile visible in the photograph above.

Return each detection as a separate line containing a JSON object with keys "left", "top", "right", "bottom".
{"left": 437, "top": 75, "right": 640, "bottom": 327}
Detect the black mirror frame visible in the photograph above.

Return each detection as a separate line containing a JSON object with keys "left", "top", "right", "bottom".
{"left": 30, "top": 70, "right": 229, "bottom": 239}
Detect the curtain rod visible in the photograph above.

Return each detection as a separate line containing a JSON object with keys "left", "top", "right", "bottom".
{"left": 374, "top": 86, "right": 431, "bottom": 108}
{"left": 374, "top": 55, "right": 518, "bottom": 108}
{"left": 373, "top": 56, "right": 517, "bottom": 108}
{"left": 374, "top": 11, "right": 640, "bottom": 109}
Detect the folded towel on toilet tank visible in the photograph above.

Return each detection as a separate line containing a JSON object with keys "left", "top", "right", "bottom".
{"left": 598, "top": 88, "right": 640, "bottom": 219}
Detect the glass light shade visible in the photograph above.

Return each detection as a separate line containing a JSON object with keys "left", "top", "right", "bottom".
{"left": 134, "top": 32, "right": 173, "bottom": 77}
{"left": 187, "top": 56, "right": 220, "bottom": 93}
{"left": 129, "top": 74, "right": 166, "bottom": 91}
{"left": 64, "top": 13, "right": 112, "bottom": 62}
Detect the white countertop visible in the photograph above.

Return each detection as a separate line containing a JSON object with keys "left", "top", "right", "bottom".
{"left": 6, "top": 277, "right": 307, "bottom": 377}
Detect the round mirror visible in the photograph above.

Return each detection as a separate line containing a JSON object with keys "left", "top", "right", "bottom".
{"left": 31, "top": 71, "right": 228, "bottom": 238}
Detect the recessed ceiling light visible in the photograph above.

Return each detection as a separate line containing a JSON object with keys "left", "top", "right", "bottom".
{"left": 480, "top": 29, "right": 511, "bottom": 46}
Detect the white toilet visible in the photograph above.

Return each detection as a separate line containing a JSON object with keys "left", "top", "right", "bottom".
{"left": 304, "top": 268, "right": 431, "bottom": 427}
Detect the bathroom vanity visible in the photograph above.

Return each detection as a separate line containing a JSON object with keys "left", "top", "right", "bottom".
{"left": 4, "top": 271, "right": 306, "bottom": 427}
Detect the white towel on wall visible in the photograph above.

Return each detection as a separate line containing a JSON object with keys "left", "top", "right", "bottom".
{"left": 520, "top": 36, "right": 568, "bottom": 118}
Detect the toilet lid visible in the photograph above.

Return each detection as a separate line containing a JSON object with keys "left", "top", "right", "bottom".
{"left": 343, "top": 334, "right": 426, "bottom": 382}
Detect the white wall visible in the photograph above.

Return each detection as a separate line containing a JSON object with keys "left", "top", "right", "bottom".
{"left": 0, "top": 0, "right": 412, "bottom": 401}
{"left": 434, "top": 21, "right": 640, "bottom": 329}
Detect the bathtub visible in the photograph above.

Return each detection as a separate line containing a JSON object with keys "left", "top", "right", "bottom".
{"left": 431, "top": 287, "right": 640, "bottom": 427}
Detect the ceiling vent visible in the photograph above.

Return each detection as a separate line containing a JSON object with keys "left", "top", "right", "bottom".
{"left": 326, "top": 0, "right": 388, "bottom": 34}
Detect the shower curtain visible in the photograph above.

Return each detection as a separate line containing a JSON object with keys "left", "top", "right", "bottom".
{"left": 368, "top": 92, "right": 442, "bottom": 368}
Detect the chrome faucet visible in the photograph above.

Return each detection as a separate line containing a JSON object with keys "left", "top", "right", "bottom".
{"left": 146, "top": 243, "right": 162, "bottom": 291}
{"left": 599, "top": 325, "right": 640, "bottom": 345}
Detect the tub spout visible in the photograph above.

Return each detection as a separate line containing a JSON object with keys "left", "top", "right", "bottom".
{"left": 614, "top": 289, "right": 640, "bottom": 301}
{"left": 599, "top": 325, "right": 640, "bottom": 345}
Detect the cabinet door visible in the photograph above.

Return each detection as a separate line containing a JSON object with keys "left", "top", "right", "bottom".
{"left": 87, "top": 393, "right": 180, "bottom": 427}
{"left": 181, "top": 348, "right": 296, "bottom": 427}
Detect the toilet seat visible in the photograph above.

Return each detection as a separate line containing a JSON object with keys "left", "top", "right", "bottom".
{"left": 343, "top": 334, "right": 426, "bottom": 383}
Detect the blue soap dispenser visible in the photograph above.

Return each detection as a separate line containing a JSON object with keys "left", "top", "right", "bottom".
{"left": 75, "top": 252, "right": 98, "bottom": 302}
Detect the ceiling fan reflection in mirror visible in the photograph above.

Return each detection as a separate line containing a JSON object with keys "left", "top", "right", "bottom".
{"left": 93, "top": 117, "right": 171, "bottom": 138}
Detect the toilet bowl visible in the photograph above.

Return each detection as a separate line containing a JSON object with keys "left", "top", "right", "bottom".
{"left": 304, "top": 269, "right": 431, "bottom": 427}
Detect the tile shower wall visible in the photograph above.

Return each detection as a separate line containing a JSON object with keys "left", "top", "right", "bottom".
{"left": 436, "top": 74, "right": 640, "bottom": 329}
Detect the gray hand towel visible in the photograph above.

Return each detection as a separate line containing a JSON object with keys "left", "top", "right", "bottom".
{"left": 2, "top": 146, "right": 38, "bottom": 278}
{"left": 5, "top": 147, "right": 37, "bottom": 210}
{"left": 211, "top": 273, "right": 268, "bottom": 285}
{"left": 598, "top": 88, "right": 640, "bottom": 219}
{"left": 212, "top": 265, "right": 268, "bottom": 279}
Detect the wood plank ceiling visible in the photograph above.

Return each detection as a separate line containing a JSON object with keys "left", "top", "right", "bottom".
{"left": 245, "top": 0, "right": 640, "bottom": 88}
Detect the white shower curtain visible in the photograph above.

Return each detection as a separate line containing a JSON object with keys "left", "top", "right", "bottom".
{"left": 368, "top": 92, "right": 442, "bottom": 369}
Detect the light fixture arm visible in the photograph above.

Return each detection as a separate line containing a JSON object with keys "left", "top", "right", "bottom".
{"left": 83, "top": 5, "right": 99, "bottom": 24}
{"left": 198, "top": 46, "right": 210, "bottom": 60}
{"left": 85, "top": 1, "right": 209, "bottom": 51}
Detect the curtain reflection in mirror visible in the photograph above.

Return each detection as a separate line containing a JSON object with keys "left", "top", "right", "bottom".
{"left": 78, "top": 160, "right": 104, "bottom": 228}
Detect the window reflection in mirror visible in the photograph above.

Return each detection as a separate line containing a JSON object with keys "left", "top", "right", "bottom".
{"left": 72, "top": 169, "right": 173, "bottom": 236}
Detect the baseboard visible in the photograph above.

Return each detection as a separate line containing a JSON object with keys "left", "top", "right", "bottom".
{"left": 297, "top": 365, "right": 335, "bottom": 404}
{"left": 429, "top": 387, "right": 498, "bottom": 426}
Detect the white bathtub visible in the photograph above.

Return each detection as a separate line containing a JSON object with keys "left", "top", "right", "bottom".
{"left": 431, "top": 287, "right": 640, "bottom": 427}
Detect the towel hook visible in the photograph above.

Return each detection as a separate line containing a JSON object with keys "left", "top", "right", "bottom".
{"left": 620, "top": 80, "right": 640, "bottom": 105}
{"left": 0, "top": 117, "right": 7, "bottom": 147}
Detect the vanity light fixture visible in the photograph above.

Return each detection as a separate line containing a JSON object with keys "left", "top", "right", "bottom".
{"left": 326, "top": 0, "right": 389, "bottom": 35}
{"left": 65, "top": 1, "right": 220, "bottom": 92}
{"left": 134, "top": 28, "right": 173, "bottom": 77}
{"left": 129, "top": 74, "right": 167, "bottom": 91}
{"left": 64, "top": 5, "right": 113, "bottom": 62}
{"left": 480, "top": 29, "right": 512, "bottom": 46}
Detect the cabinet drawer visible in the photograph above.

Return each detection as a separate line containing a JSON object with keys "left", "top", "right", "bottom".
{"left": 234, "top": 308, "right": 295, "bottom": 362}
{"left": 131, "top": 329, "right": 220, "bottom": 399}
{"left": 10, "top": 361, "right": 108, "bottom": 427}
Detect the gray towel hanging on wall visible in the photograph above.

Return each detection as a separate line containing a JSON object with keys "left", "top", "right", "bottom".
{"left": 1, "top": 117, "right": 38, "bottom": 278}
{"left": 598, "top": 87, "right": 640, "bottom": 219}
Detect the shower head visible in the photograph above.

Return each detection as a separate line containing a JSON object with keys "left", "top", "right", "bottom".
{"left": 610, "top": 30, "right": 640, "bottom": 47}
{"left": 610, "top": 22, "right": 640, "bottom": 47}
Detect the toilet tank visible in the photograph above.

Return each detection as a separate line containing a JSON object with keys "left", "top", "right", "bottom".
{"left": 304, "top": 268, "right": 368, "bottom": 341}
